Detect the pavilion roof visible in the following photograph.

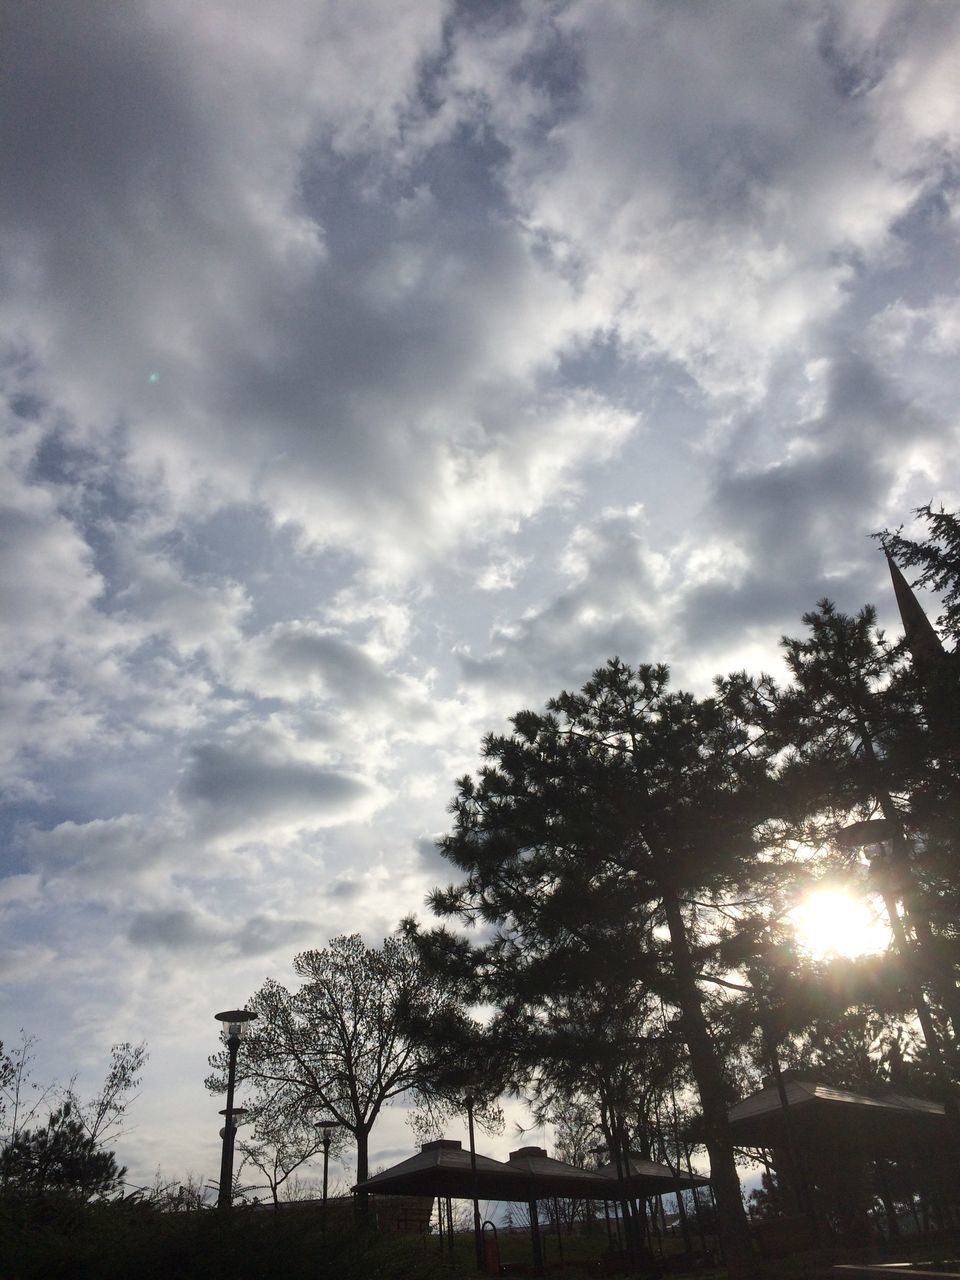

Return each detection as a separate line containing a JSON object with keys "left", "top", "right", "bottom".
{"left": 504, "top": 1146, "right": 614, "bottom": 1199}
{"left": 355, "top": 1139, "right": 696, "bottom": 1202}
{"left": 727, "top": 1075, "right": 946, "bottom": 1151}
{"left": 354, "top": 1139, "right": 529, "bottom": 1201}
{"left": 595, "top": 1154, "right": 710, "bottom": 1193}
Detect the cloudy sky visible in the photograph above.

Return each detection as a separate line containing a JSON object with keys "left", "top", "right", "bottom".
{"left": 2, "top": 0, "right": 959, "bottom": 1190}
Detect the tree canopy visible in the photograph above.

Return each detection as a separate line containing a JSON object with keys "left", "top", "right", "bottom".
{"left": 0, "top": 1102, "right": 125, "bottom": 1202}
{"left": 207, "top": 932, "right": 485, "bottom": 1189}
{"left": 409, "top": 514, "right": 960, "bottom": 1274}
{"left": 416, "top": 659, "right": 792, "bottom": 1275}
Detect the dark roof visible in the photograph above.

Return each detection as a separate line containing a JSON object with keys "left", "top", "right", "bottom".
{"left": 504, "top": 1146, "right": 614, "bottom": 1198}
{"left": 355, "top": 1139, "right": 695, "bottom": 1202}
{"left": 355, "top": 1139, "right": 529, "bottom": 1201}
{"left": 727, "top": 1077, "right": 946, "bottom": 1151}
{"left": 596, "top": 1155, "right": 710, "bottom": 1193}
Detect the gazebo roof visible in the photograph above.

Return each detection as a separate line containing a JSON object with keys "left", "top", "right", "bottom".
{"left": 727, "top": 1075, "right": 946, "bottom": 1151}
{"left": 355, "top": 1139, "right": 697, "bottom": 1203}
{"left": 354, "top": 1139, "right": 530, "bottom": 1201}
{"left": 596, "top": 1154, "right": 710, "bottom": 1194}
{"left": 504, "top": 1146, "right": 614, "bottom": 1199}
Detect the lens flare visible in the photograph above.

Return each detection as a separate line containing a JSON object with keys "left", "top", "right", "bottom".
{"left": 790, "top": 887, "right": 890, "bottom": 960}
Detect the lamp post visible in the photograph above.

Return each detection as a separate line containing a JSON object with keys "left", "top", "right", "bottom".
{"left": 315, "top": 1120, "right": 344, "bottom": 1208}
{"left": 313, "top": 1119, "right": 343, "bottom": 1233}
{"left": 321, "top": 1124, "right": 333, "bottom": 1208}
{"left": 218, "top": 1105, "right": 248, "bottom": 1195}
{"left": 214, "top": 1008, "right": 257, "bottom": 1210}
{"left": 463, "top": 1089, "right": 483, "bottom": 1272}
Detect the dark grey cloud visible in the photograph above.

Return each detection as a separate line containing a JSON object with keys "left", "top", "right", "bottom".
{"left": 128, "top": 907, "right": 220, "bottom": 951}
{"left": 263, "top": 628, "right": 397, "bottom": 705}
{"left": 413, "top": 834, "right": 450, "bottom": 876}
{"left": 679, "top": 353, "right": 957, "bottom": 652}
{"left": 178, "top": 741, "right": 377, "bottom": 837}
{"left": 128, "top": 906, "right": 312, "bottom": 955}
{"left": 235, "top": 913, "right": 315, "bottom": 956}
{"left": 328, "top": 878, "right": 362, "bottom": 901}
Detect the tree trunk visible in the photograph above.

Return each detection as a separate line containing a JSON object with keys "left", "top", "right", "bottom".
{"left": 660, "top": 883, "right": 758, "bottom": 1279}
{"left": 355, "top": 1125, "right": 369, "bottom": 1186}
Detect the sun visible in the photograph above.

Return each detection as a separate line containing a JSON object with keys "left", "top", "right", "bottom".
{"left": 790, "top": 887, "right": 891, "bottom": 960}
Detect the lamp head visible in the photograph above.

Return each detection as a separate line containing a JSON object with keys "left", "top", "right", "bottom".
{"left": 314, "top": 1118, "right": 341, "bottom": 1146}
{"left": 214, "top": 1009, "right": 257, "bottom": 1042}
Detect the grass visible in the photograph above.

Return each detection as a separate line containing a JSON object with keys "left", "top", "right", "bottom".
{"left": 4, "top": 1196, "right": 958, "bottom": 1280}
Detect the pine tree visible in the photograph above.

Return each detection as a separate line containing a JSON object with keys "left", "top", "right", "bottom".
{"left": 423, "top": 659, "right": 778, "bottom": 1278}
{"left": 772, "top": 600, "right": 960, "bottom": 1064}
{"left": 879, "top": 506, "right": 960, "bottom": 643}
{"left": 0, "top": 1102, "right": 125, "bottom": 1201}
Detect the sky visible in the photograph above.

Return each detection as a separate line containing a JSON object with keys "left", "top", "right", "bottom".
{"left": 2, "top": 0, "right": 959, "bottom": 1195}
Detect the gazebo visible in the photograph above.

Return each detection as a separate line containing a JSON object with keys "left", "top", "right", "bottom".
{"left": 503, "top": 1145, "right": 622, "bottom": 1268}
{"left": 355, "top": 1138, "right": 713, "bottom": 1273}
{"left": 728, "top": 1075, "right": 946, "bottom": 1152}
{"left": 355, "top": 1137, "right": 528, "bottom": 1201}
{"left": 727, "top": 1073, "right": 951, "bottom": 1247}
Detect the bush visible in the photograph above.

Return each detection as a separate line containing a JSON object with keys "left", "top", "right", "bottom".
{"left": 0, "top": 1196, "right": 465, "bottom": 1280}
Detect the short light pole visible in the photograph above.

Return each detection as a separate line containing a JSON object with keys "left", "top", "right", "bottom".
{"left": 218, "top": 1105, "right": 248, "bottom": 1197}
{"left": 321, "top": 1124, "right": 333, "bottom": 1208}
{"left": 214, "top": 1008, "right": 257, "bottom": 1210}
{"left": 313, "top": 1118, "right": 342, "bottom": 1232}
{"left": 463, "top": 1090, "right": 483, "bottom": 1272}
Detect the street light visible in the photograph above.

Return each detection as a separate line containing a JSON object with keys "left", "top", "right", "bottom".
{"left": 214, "top": 1008, "right": 257, "bottom": 1210}
{"left": 219, "top": 1106, "right": 249, "bottom": 1136}
{"left": 314, "top": 1119, "right": 343, "bottom": 1212}
{"left": 462, "top": 1088, "right": 483, "bottom": 1272}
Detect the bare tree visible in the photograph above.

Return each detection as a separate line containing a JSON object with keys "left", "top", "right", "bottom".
{"left": 208, "top": 933, "right": 475, "bottom": 1188}
{"left": 62, "top": 1041, "right": 147, "bottom": 1148}
{"left": 0, "top": 1033, "right": 57, "bottom": 1147}
{"left": 236, "top": 1103, "right": 347, "bottom": 1208}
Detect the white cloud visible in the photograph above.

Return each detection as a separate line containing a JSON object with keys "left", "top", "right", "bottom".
{"left": 437, "top": 0, "right": 956, "bottom": 400}
{"left": 2, "top": 0, "right": 959, "bottom": 1195}
{"left": 476, "top": 553, "right": 529, "bottom": 592}
{"left": 869, "top": 297, "right": 960, "bottom": 356}
{"left": 0, "top": 945, "right": 57, "bottom": 981}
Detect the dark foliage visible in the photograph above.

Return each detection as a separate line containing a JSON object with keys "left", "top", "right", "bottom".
{"left": 416, "top": 659, "right": 787, "bottom": 1277}
{"left": 879, "top": 505, "right": 960, "bottom": 642}
{"left": 0, "top": 1198, "right": 463, "bottom": 1280}
{"left": 0, "top": 1102, "right": 125, "bottom": 1203}
{"left": 206, "top": 933, "right": 486, "bottom": 1188}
